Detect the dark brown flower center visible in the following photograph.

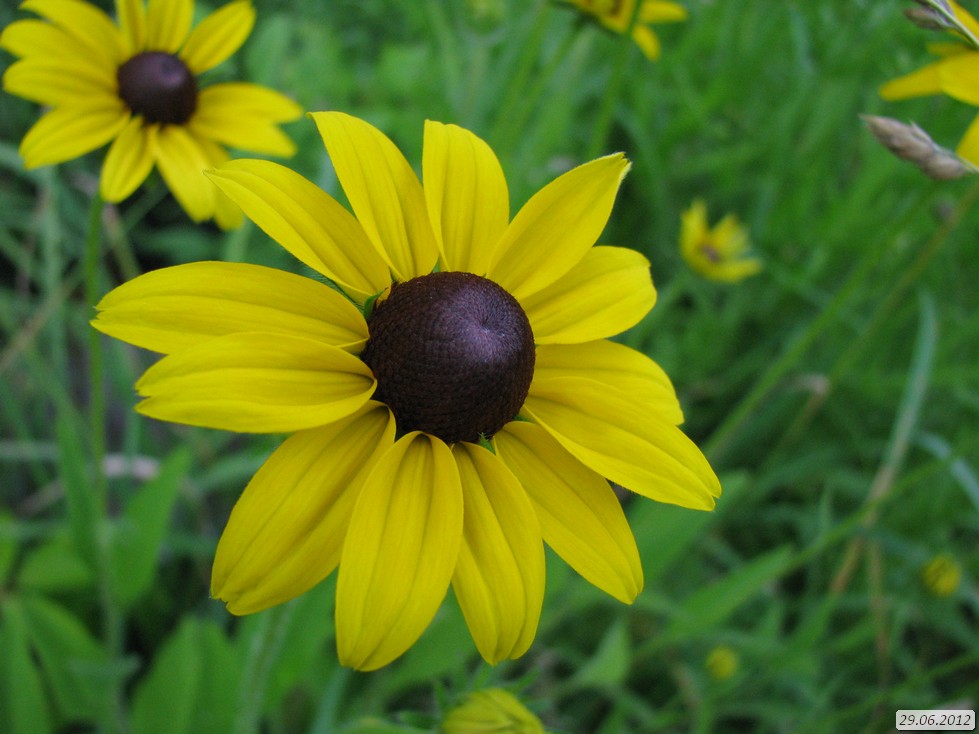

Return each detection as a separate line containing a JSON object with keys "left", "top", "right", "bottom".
{"left": 361, "top": 272, "right": 535, "bottom": 444}
{"left": 117, "top": 52, "right": 198, "bottom": 125}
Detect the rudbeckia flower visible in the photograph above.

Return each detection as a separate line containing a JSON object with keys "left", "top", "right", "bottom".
{"left": 1, "top": 0, "right": 302, "bottom": 228}
{"left": 561, "top": 0, "right": 687, "bottom": 60}
{"left": 680, "top": 199, "right": 761, "bottom": 283}
{"left": 880, "top": 0, "right": 979, "bottom": 165}
{"left": 92, "top": 112, "right": 720, "bottom": 671}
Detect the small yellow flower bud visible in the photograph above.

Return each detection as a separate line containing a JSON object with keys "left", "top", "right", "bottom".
{"left": 441, "top": 689, "right": 545, "bottom": 734}
{"left": 705, "top": 645, "right": 739, "bottom": 681}
{"left": 921, "top": 554, "right": 962, "bottom": 597}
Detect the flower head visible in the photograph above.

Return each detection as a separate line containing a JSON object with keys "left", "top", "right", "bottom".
{"left": 1, "top": 0, "right": 302, "bottom": 228}
{"left": 92, "top": 112, "right": 720, "bottom": 670}
{"left": 880, "top": 0, "right": 979, "bottom": 165}
{"left": 921, "top": 554, "right": 962, "bottom": 597}
{"left": 680, "top": 199, "right": 761, "bottom": 283}
{"left": 441, "top": 689, "right": 545, "bottom": 734}
{"left": 561, "top": 0, "right": 687, "bottom": 60}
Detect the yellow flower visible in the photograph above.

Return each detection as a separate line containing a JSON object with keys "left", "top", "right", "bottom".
{"left": 441, "top": 689, "right": 544, "bottom": 734}
{"left": 680, "top": 199, "right": 761, "bottom": 283}
{"left": 561, "top": 0, "right": 687, "bottom": 60}
{"left": 921, "top": 554, "right": 962, "bottom": 597}
{"left": 880, "top": 0, "right": 979, "bottom": 165}
{"left": 1, "top": 0, "right": 302, "bottom": 229}
{"left": 92, "top": 113, "right": 720, "bottom": 671}
{"left": 705, "top": 645, "right": 739, "bottom": 680}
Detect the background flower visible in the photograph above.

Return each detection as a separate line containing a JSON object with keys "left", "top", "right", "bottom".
{"left": 561, "top": 0, "right": 687, "bottom": 60}
{"left": 680, "top": 199, "right": 761, "bottom": 282}
{"left": 1, "top": 0, "right": 302, "bottom": 228}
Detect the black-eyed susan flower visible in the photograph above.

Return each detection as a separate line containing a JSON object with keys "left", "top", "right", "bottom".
{"left": 1, "top": 0, "right": 302, "bottom": 228}
{"left": 680, "top": 199, "right": 761, "bottom": 283}
{"left": 880, "top": 0, "right": 979, "bottom": 165}
{"left": 92, "top": 112, "right": 720, "bottom": 670}
{"left": 560, "top": 0, "right": 687, "bottom": 60}
{"left": 441, "top": 689, "right": 545, "bottom": 734}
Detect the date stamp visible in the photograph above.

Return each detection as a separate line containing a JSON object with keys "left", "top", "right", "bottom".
{"left": 896, "top": 710, "right": 975, "bottom": 730}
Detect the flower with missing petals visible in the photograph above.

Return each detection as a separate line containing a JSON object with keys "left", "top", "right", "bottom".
{"left": 1, "top": 0, "right": 302, "bottom": 228}
{"left": 680, "top": 199, "right": 761, "bottom": 282}
{"left": 92, "top": 112, "right": 720, "bottom": 670}
{"left": 561, "top": 0, "right": 687, "bottom": 60}
{"left": 880, "top": 0, "right": 979, "bottom": 165}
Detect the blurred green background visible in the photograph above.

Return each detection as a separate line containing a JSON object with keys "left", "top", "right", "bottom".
{"left": 1, "top": 1, "right": 977, "bottom": 732}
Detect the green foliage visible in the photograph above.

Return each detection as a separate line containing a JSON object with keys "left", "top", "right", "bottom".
{"left": 2, "top": 0, "right": 978, "bottom": 732}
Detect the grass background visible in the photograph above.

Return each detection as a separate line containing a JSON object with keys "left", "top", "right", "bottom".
{"left": 1, "top": 0, "right": 978, "bottom": 732}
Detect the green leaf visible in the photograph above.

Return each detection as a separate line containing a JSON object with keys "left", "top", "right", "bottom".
{"left": 663, "top": 545, "right": 795, "bottom": 641}
{"left": 110, "top": 448, "right": 191, "bottom": 608}
{"left": 0, "top": 601, "right": 53, "bottom": 734}
{"left": 16, "top": 595, "right": 110, "bottom": 723}
{"left": 571, "top": 616, "right": 632, "bottom": 689}
{"left": 130, "top": 618, "right": 204, "bottom": 734}
{"left": 131, "top": 617, "right": 242, "bottom": 734}
{"left": 0, "top": 512, "right": 18, "bottom": 587}
{"left": 18, "top": 533, "right": 94, "bottom": 592}
{"left": 56, "top": 414, "right": 98, "bottom": 568}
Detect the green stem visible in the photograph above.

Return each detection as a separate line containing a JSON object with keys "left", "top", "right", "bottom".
{"left": 85, "top": 194, "right": 107, "bottom": 505}
{"left": 84, "top": 195, "right": 129, "bottom": 733}
{"left": 585, "top": 2, "right": 642, "bottom": 160}
{"left": 489, "top": 0, "right": 552, "bottom": 147}
{"left": 235, "top": 604, "right": 295, "bottom": 734}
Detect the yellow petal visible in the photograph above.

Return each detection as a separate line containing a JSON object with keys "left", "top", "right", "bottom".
{"left": 100, "top": 117, "right": 156, "bottom": 202}
{"left": 154, "top": 125, "right": 217, "bottom": 222}
{"left": 534, "top": 340, "right": 683, "bottom": 424}
{"left": 880, "top": 60, "right": 945, "bottom": 100}
{"left": 207, "top": 160, "right": 392, "bottom": 301}
{"left": 0, "top": 19, "right": 113, "bottom": 69}
{"left": 212, "top": 402, "right": 396, "bottom": 614}
{"left": 213, "top": 187, "right": 245, "bottom": 231}
{"left": 523, "top": 377, "right": 720, "bottom": 510}
{"left": 956, "top": 113, "right": 979, "bottom": 165}
{"left": 450, "top": 442, "right": 543, "bottom": 664}
{"left": 3, "top": 58, "right": 114, "bottom": 106}
{"left": 640, "top": 1, "right": 687, "bottom": 23}
{"left": 311, "top": 111, "right": 439, "bottom": 282}
{"left": 20, "top": 0, "right": 125, "bottom": 64}
{"left": 115, "top": 0, "right": 146, "bottom": 55}
{"left": 631, "top": 25, "right": 661, "bottom": 61}
{"left": 336, "top": 433, "right": 463, "bottom": 671}
{"left": 422, "top": 120, "right": 509, "bottom": 274}
{"left": 197, "top": 82, "right": 303, "bottom": 122}
{"left": 191, "top": 83, "right": 301, "bottom": 156}
{"left": 495, "top": 421, "right": 642, "bottom": 603}
{"left": 937, "top": 53, "right": 979, "bottom": 105}
{"left": 93, "top": 261, "right": 367, "bottom": 354}
{"left": 950, "top": 0, "right": 979, "bottom": 40}
{"left": 487, "top": 154, "right": 630, "bottom": 301}
{"left": 145, "top": 0, "right": 192, "bottom": 52}
{"left": 520, "top": 246, "right": 655, "bottom": 344}
{"left": 179, "top": 0, "right": 254, "bottom": 74}
{"left": 19, "top": 102, "right": 128, "bottom": 168}
{"left": 134, "top": 332, "right": 376, "bottom": 433}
